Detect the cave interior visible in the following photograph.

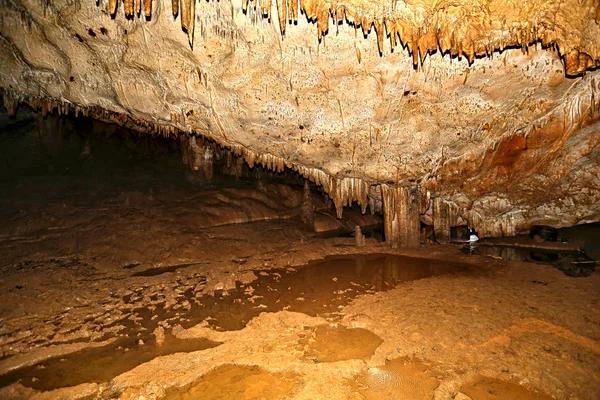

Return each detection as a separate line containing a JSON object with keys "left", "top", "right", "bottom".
{"left": 0, "top": 0, "right": 599, "bottom": 399}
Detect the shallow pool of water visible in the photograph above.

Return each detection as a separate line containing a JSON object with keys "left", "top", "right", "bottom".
{"left": 0, "top": 253, "right": 477, "bottom": 392}
{"left": 180, "top": 254, "right": 478, "bottom": 331}
{"left": 162, "top": 364, "right": 300, "bottom": 400}
{"left": 0, "top": 335, "right": 220, "bottom": 391}
{"left": 462, "top": 245, "right": 595, "bottom": 277}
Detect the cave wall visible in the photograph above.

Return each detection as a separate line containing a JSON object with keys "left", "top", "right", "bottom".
{"left": 1, "top": 0, "right": 599, "bottom": 245}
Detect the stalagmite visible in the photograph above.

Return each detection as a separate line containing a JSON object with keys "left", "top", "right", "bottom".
{"left": 432, "top": 197, "right": 459, "bottom": 243}
{"left": 354, "top": 226, "right": 366, "bottom": 247}
{"left": 381, "top": 184, "right": 421, "bottom": 248}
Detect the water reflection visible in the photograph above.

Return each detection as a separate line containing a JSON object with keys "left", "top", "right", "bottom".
{"left": 462, "top": 246, "right": 595, "bottom": 277}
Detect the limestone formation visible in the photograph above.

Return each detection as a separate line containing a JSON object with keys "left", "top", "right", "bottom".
{"left": 105, "top": 0, "right": 600, "bottom": 75}
{"left": 301, "top": 180, "right": 315, "bottom": 227}
{"left": 1, "top": 0, "right": 599, "bottom": 246}
{"left": 354, "top": 225, "right": 366, "bottom": 247}
{"left": 433, "top": 197, "right": 460, "bottom": 243}
{"left": 181, "top": 135, "right": 214, "bottom": 182}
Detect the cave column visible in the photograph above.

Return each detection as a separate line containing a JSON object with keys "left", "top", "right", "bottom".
{"left": 433, "top": 198, "right": 459, "bottom": 243}
{"left": 381, "top": 184, "right": 421, "bottom": 248}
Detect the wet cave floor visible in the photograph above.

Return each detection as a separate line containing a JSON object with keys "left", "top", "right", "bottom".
{"left": 0, "top": 110, "right": 599, "bottom": 400}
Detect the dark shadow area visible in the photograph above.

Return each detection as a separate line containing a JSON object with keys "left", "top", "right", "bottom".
{"left": 132, "top": 262, "right": 207, "bottom": 277}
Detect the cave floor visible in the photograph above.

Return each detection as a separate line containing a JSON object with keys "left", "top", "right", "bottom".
{"left": 0, "top": 207, "right": 598, "bottom": 400}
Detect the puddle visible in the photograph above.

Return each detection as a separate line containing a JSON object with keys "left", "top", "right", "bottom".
{"left": 161, "top": 364, "right": 300, "bottom": 400}
{"left": 460, "top": 376, "right": 553, "bottom": 400}
{"left": 0, "top": 254, "right": 474, "bottom": 391}
{"left": 352, "top": 357, "right": 439, "bottom": 400}
{"left": 461, "top": 246, "right": 595, "bottom": 277}
{"left": 301, "top": 325, "right": 383, "bottom": 362}
{"left": 182, "top": 254, "right": 477, "bottom": 331}
{"left": 0, "top": 335, "right": 220, "bottom": 392}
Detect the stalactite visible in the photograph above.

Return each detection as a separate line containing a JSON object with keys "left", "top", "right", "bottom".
{"left": 301, "top": 0, "right": 317, "bottom": 20}
{"left": 93, "top": 0, "right": 600, "bottom": 76}
{"left": 432, "top": 197, "right": 459, "bottom": 243}
{"left": 368, "top": 185, "right": 382, "bottom": 214}
{"left": 181, "top": 136, "right": 215, "bottom": 182}
{"left": 381, "top": 184, "right": 421, "bottom": 248}
{"left": 316, "top": 2, "right": 329, "bottom": 41}
{"left": 301, "top": 180, "right": 314, "bottom": 227}
{"left": 144, "top": 0, "right": 151, "bottom": 17}
{"left": 233, "top": 156, "right": 245, "bottom": 179}
{"left": 2, "top": 91, "right": 18, "bottom": 117}
{"left": 288, "top": 0, "right": 298, "bottom": 23}
{"left": 466, "top": 209, "right": 521, "bottom": 239}
{"left": 41, "top": 100, "right": 49, "bottom": 117}
{"left": 136, "top": 0, "right": 141, "bottom": 16}
{"left": 260, "top": 0, "right": 271, "bottom": 19}
{"left": 329, "top": 177, "right": 369, "bottom": 218}
{"left": 374, "top": 19, "right": 383, "bottom": 54}
{"left": 334, "top": 5, "right": 344, "bottom": 27}
{"left": 180, "top": 0, "right": 195, "bottom": 48}
{"left": 411, "top": 36, "right": 419, "bottom": 67}
{"left": 124, "top": 0, "right": 133, "bottom": 17}
{"left": 276, "top": 0, "right": 287, "bottom": 36}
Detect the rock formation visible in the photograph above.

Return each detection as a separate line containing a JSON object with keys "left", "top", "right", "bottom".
{"left": 1, "top": 0, "right": 599, "bottom": 246}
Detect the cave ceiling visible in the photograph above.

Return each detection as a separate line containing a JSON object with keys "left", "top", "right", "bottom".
{"left": 0, "top": 0, "right": 599, "bottom": 238}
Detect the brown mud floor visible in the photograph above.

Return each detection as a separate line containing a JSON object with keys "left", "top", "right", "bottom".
{"left": 0, "top": 212, "right": 598, "bottom": 399}
{"left": 0, "top": 112, "right": 599, "bottom": 399}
